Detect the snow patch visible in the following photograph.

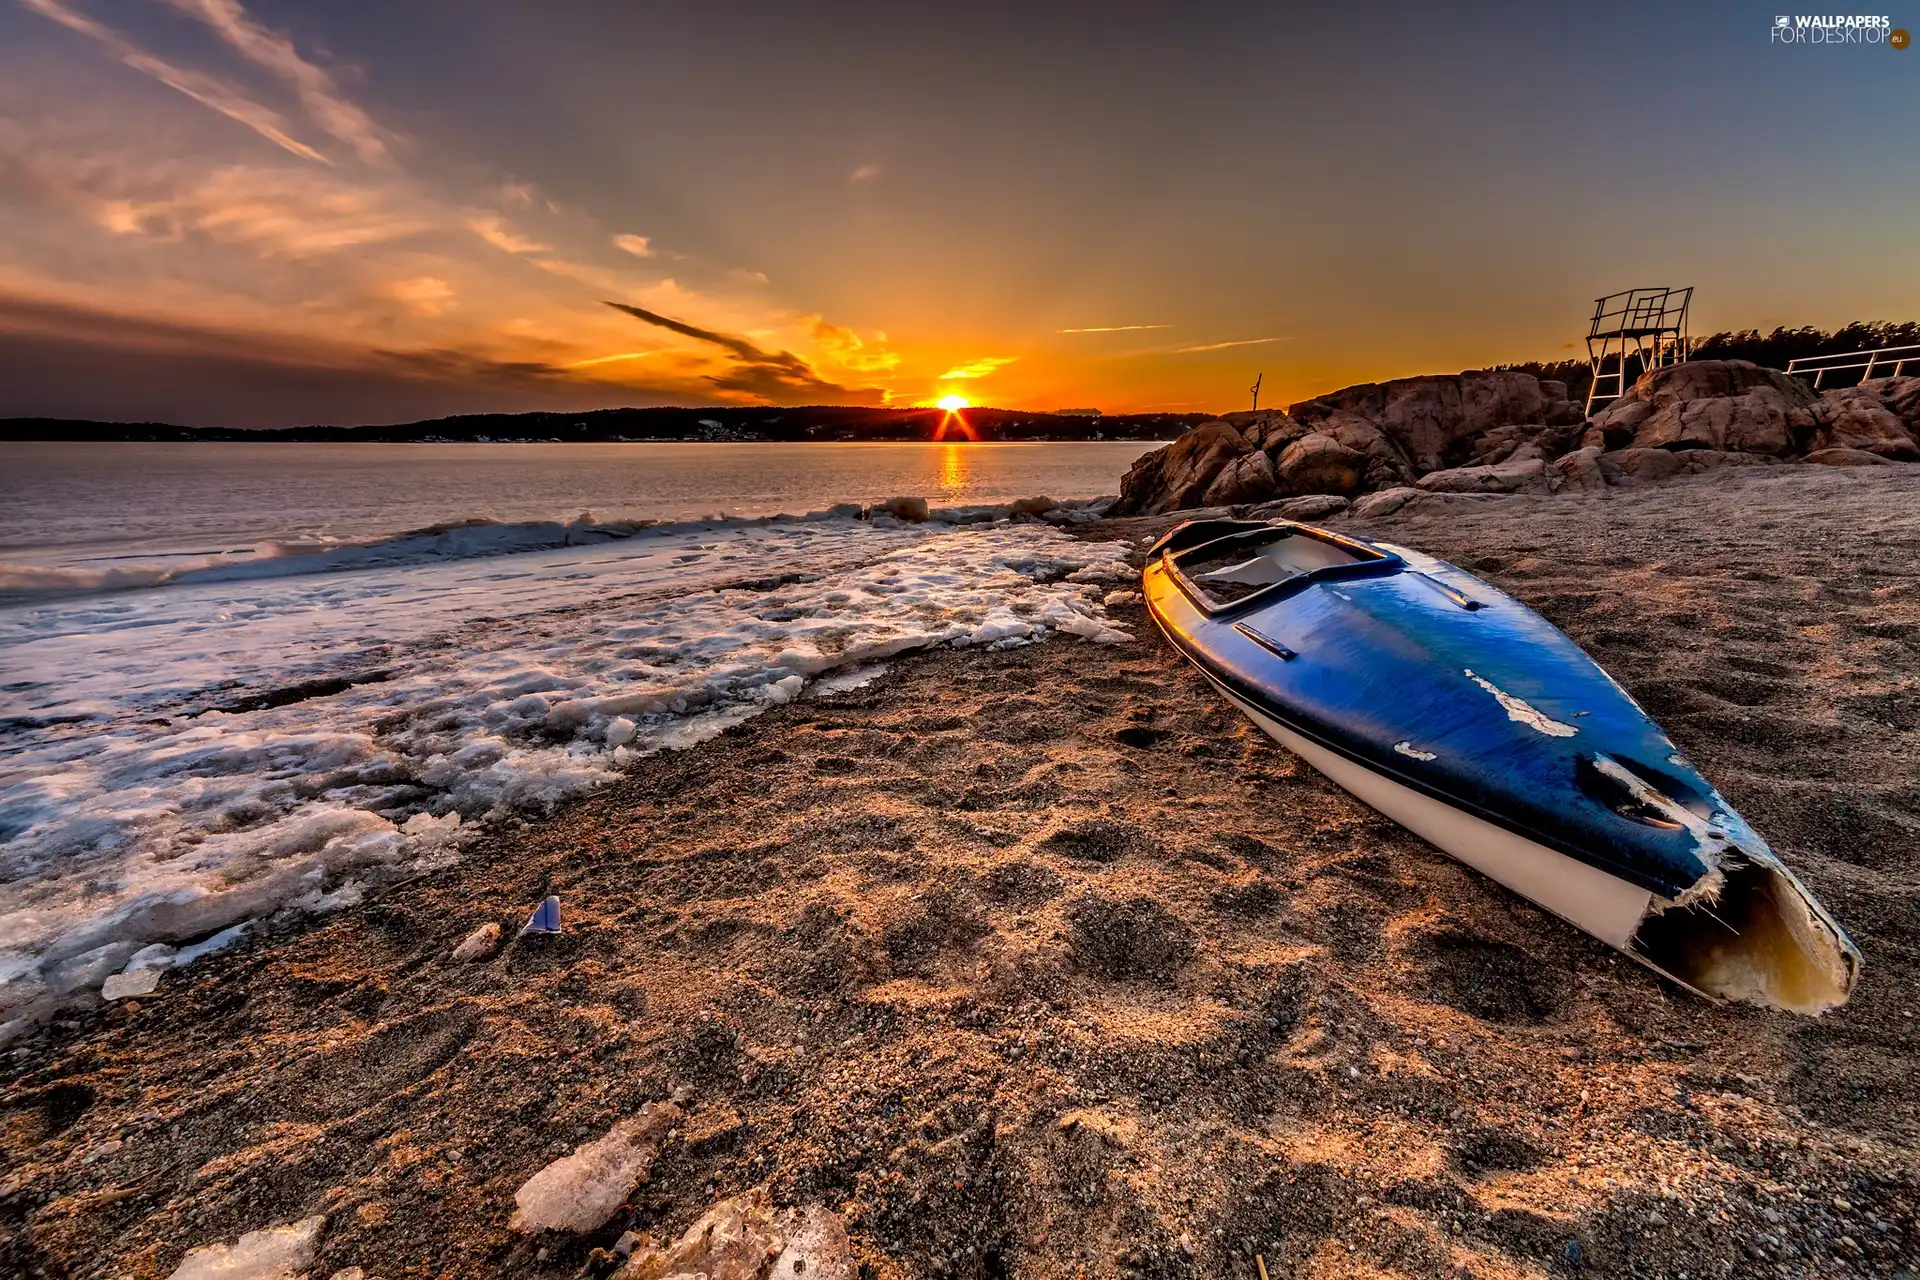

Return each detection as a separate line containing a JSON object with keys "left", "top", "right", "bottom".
{"left": 1, "top": 519, "right": 1131, "bottom": 1017}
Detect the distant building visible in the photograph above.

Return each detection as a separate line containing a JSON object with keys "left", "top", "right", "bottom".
{"left": 1053, "top": 408, "right": 1102, "bottom": 417}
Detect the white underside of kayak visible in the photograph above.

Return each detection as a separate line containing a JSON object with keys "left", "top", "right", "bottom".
{"left": 1209, "top": 677, "right": 1656, "bottom": 950}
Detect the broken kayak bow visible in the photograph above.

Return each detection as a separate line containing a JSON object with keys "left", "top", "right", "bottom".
{"left": 1142, "top": 517, "right": 1861, "bottom": 1013}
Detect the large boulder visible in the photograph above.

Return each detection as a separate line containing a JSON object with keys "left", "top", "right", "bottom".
{"left": 1247, "top": 494, "right": 1350, "bottom": 521}
{"left": 1678, "top": 450, "right": 1783, "bottom": 475}
{"left": 1415, "top": 457, "right": 1554, "bottom": 495}
{"left": 1812, "top": 385, "right": 1920, "bottom": 460}
{"left": 1630, "top": 391, "right": 1810, "bottom": 455}
{"left": 1200, "top": 448, "right": 1278, "bottom": 506}
{"left": 1112, "top": 420, "right": 1249, "bottom": 515}
{"left": 1466, "top": 423, "right": 1575, "bottom": 467}
{"left": 1598, "top": 448, "right": 1686, "bottom": 487}
{"left": 1222, "top": 409, "right": 1310, "bottom": 455}
{"left": 1592, "top": 360, "right": 1819, "bottom": 457}
{"left": 1312, "top": 409, "right": 1420, "bottom": 488}
{"left": 1350, "top": 487, "right": 1422, "bottom": 519}
{"left": 1802, "top": 447, "right": 1894, "bottom": 467}
{"left": 1274, "top": 433, "right": 1369, "bottom": 496}
{"left": 1877, "top": 375, "right": 1920, "bottom": 427}
{"left": 1554, "top": 446, "right": 1608, "bottom": 493}
{"left": 1291, "top": 370, "right": 1578, "bottom": 473}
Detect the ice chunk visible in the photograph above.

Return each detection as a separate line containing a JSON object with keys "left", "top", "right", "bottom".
{"left": 102, "top": 968, "right": 161, "bottom": 1000}
{"left": 45, "top": 942, "right": 139, "bottom": 997}
{"left": 127, "top": 943, "right": 178, "bottom": 972}
{"left": 809, "top": 664, "right": 886, "bottom": 696}
{"left": 762, "top": 674, "right": 807, "bottom": 705}
{"left": 173, "top": 924, "right": 250, "bottom": 967}
{"left": 167, "top": 1215, "right": 324, "bottom": 1280}
{"left": 401, "top": 810, "right": 463, "bottom": 855}
{"left": 2, "top": 517, "right": 1140, "bottom": 1017}
{"left": 511, "top": 1101, "right": 683, "bottom": 1233}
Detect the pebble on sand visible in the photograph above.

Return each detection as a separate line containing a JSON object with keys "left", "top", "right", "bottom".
{"left": 610, "top": 1187, "right": 854, "bottom": 1280}
{"left": 451, "top": 922, "right": 502, "bottom": 961}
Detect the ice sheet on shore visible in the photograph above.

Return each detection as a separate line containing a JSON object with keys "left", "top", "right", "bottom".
{"left": 0, "top": 516, "right": 1132, "bottom": 1023}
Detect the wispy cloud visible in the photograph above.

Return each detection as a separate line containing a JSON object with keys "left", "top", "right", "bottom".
{"left": 7, "top": 1, "right": 907, "bottom": 417}
{"left": 807, "top": 316, "right": 899, "bottom": 373}
{"left": 1174, "top": 337, "right": 1282, "bottom": 354}
{"left": 87, "top": 166, "right": 435, "bottom": 258}
{"left": 938, "top": 356, "right": 1018, "bottom": 379}
{"left": 21, "top": 0, "right": 330, "bottom": 163}
{"left": 467, "top": 215, "right": 549, "bottom": 254}
{"left": 161, "top": 0, "right": 392, "bottom": 165}
{"left": 565, "top": 350, "right": 656, "bottom": 369}
{"left": 1057, "top": 323, "right": 1170, "bottom": 333}
{"left": 388, "top": 276, "right": 454, "bottom": 316}
{"left": 606, "top": 301, "right": 883, "bottom": 404}
{"left": 849, "top": 162, "right": 882, "bottom": 183}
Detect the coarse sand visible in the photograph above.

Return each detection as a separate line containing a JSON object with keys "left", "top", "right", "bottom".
{"left": 3, "top": 465, "right": 1916, "bottom": 1279}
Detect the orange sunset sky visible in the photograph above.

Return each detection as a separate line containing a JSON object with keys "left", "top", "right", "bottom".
{"left": 0, "top": 1, "right": 1913, "bottom": 427}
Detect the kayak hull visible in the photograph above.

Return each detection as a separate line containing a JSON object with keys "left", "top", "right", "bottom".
{"left": 1142, "top": 518, "right": 1860, "bottom": 1012}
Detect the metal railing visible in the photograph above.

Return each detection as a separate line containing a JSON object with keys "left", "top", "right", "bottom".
{"left": 1787, "top": 344, "right": 1920, "bottom": 388}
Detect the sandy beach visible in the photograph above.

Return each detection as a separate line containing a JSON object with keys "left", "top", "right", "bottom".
{"left": 3, "top": 465, "right": 1916, "bottom": 1279}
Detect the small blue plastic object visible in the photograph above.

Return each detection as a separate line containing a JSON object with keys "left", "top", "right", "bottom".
{"left": 523, "top": 895, "right": 562, "bottom": 934}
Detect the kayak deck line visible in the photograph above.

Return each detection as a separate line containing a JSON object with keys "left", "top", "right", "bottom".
{"left": 1143, "top": 517, "right": 1862, "bottom": 1014}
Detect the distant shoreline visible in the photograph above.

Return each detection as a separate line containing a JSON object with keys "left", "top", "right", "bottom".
{"left": 0, "top": 405, "right": 1210, "bottom": 445}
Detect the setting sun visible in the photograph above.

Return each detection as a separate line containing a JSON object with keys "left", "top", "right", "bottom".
{"left": 935, "top": 394, "right": 970, "bottom": 412}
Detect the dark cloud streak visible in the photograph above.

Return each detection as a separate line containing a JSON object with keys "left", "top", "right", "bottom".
{"left": 605, "top": 300, "right": 883, "bottom": 405}
{"left": 0, "top": 295, "right": 719, "bottom": 428}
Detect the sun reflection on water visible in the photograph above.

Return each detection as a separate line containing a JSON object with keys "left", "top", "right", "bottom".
{"left": 939, "top": 443, "right": 970, "bottom": 495}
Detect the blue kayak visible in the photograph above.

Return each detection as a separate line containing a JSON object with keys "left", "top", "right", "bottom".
{"left": 1142, "top": 517, "right": 1860, "bottom": 1013}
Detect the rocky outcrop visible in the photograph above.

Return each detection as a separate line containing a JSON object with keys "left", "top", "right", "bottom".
{"left": 1553, "top": 446, "right": 1607, "bottom": 494}
{"left": 1587, "top": 361, "right": 1818, "bottom": 456}
{"left": 1113, "top": 420, "right": 1251, "bottom": 515}
{"left": 1289, "top": 370, "right": 1583, "bottom": 474}
{"left": 1112, "top": 361, "right": 1920, "bottom": 517}
{"left": 1881, "top": 375, "right": 1920, "bottom": 424}
{"left": 1812, "top": 385, "right": 1920, "bottom": 459}
{"left": 1200, "top": 448, "right": 1278, "bottom": 506}
{"left": 1275, "top": 433, "right": 1370, "bottom": 496}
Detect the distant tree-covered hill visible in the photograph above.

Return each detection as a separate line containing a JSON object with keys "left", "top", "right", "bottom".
{"left": 0, "top": 405, "right": 1211, "bottom": 444}
{"left": 1496, "top": 320, "right": 1920, "bottom": 405}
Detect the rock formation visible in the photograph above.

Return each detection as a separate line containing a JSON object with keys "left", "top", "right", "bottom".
{"left": 1111, "top": 362, "right": 1919, "bottom": 517}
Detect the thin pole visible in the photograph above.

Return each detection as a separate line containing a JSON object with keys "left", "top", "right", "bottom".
{"left": 1250, "top": 372, "right": 1263, "bottom": 412}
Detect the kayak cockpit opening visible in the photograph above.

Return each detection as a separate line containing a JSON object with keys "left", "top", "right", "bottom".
{"left": 1631, "top": 857, "right": 1858, "bottom": 1014}
{"left": 1170, "top": 524, "right": 1395, "bottom": 610}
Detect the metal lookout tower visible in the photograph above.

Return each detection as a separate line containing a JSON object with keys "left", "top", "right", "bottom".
{"left": 1585, "top": 286, "right": 1692, "bottom": 414}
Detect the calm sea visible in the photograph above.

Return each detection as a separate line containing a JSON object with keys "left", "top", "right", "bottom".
{"left": 0, "top": 440, "right": 1158, "bottom": 569}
